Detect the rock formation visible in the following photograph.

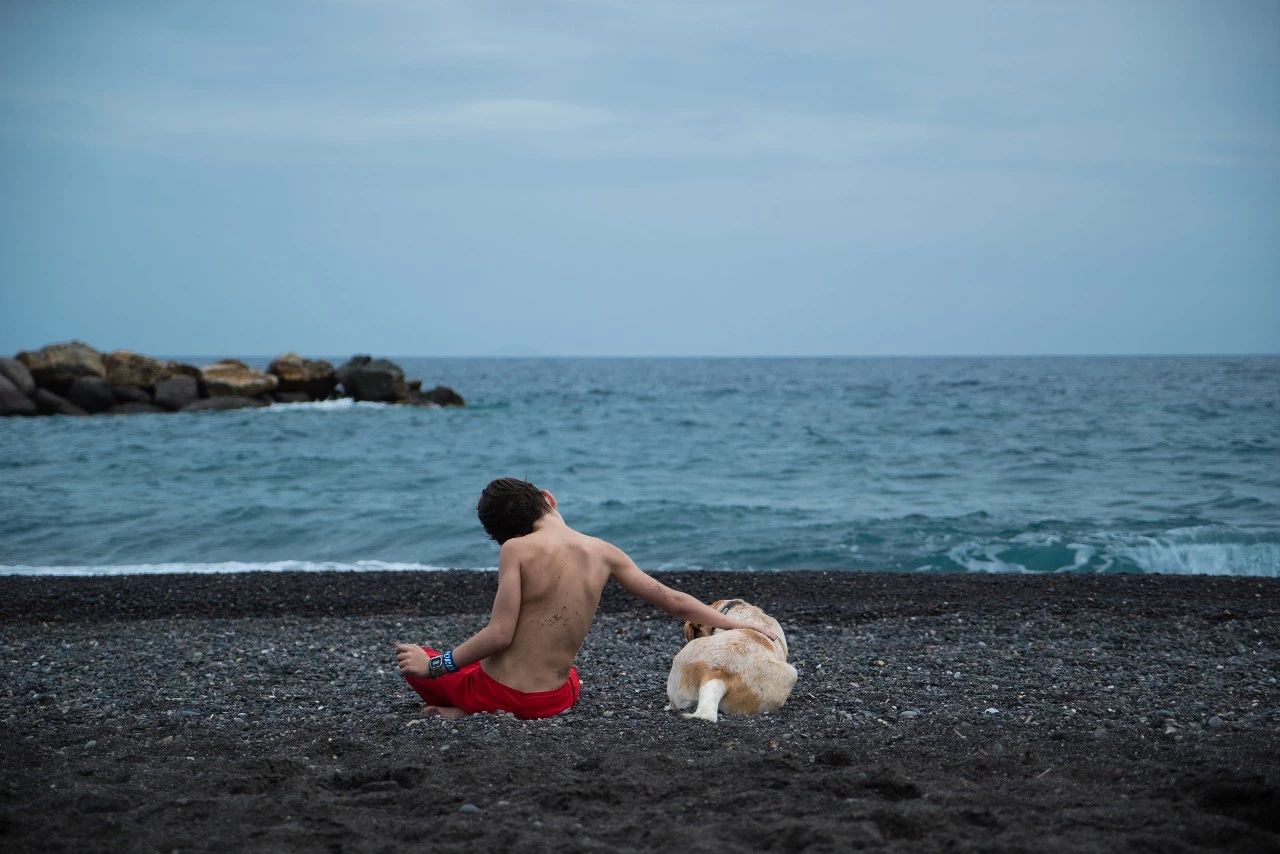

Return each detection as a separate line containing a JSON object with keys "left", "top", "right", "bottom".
{"left": 2, "top": 342, "right": 465, "bottom": 417}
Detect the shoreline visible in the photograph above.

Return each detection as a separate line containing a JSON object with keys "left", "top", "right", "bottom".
{"left": 2, "top": 570, "right": 1277, "bottom": 851}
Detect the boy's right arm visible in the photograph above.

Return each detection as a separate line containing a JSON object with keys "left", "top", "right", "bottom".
{"left": 606, "top": 545, "right": 778, "bottom": 640}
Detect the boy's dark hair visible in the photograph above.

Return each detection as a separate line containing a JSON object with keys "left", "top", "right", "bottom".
{"left": 476, "top": 477, "right": 551, "bottom": 544}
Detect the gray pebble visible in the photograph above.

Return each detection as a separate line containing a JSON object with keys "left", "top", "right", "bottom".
{"left": 1207, "top": 715, "right": 1224, "bottom": 729}
{"left": 459, "top": 803, "right": 481, "bottom": 814}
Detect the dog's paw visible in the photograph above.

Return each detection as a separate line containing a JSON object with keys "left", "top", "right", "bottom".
{"left": 681, "top": 711, "right": 718, "bottom": 723}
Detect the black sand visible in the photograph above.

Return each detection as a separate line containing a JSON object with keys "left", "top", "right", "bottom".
{"left": 1, "top": 570, "right": 1277, "bottom": 852}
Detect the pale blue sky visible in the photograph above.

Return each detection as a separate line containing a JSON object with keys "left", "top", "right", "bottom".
{"left": 1, "top": 1, "right": 1277, "bottom": 356}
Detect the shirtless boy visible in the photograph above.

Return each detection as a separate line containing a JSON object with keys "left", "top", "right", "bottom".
{"left": 395, "top": 477, "right": 774, "bottom": 720}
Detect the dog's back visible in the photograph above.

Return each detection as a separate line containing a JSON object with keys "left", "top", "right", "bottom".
{"left": 667, "top": 604, "right": 797, "bottom": 722}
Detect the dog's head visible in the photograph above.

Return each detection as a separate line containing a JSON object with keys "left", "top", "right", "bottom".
{"left": 683, "top": 598, "right": 788, "bottom": 656}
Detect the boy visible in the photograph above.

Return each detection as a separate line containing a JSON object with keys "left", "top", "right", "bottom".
{"left": 395, "top": 477, "right": 775, "bottom": 720}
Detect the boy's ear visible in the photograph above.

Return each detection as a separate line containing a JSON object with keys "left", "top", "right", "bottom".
{"left": 541, "top": 489, "right": 557, "bottom": 511}
{"left": 682, "top": 621, "right": 698, "bottom": 643}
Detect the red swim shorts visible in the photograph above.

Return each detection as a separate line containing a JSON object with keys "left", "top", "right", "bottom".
{"left": 402, "top": 647, "right": 580, "bottom": 720}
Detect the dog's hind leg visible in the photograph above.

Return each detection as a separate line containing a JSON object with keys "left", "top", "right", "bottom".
{"left": 682, "top": 678, "right": 727, "bottom": 723}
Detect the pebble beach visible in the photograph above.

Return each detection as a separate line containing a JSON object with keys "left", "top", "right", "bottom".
{"left": 1, "top": 569, "right": 1277, "bottom": 852}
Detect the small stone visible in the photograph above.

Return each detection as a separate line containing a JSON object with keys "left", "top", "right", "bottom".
{"left": 459, "top": 803, "right": 481, "bottom": 814}
{"left": 1207, "top": 715, "right": 1224, "bottom": 729}
{"left": 602, "top": 710, "right": 614, "bottom": 717}
{"left": 984, "top": 708, "right": 1000, "bottom": 715}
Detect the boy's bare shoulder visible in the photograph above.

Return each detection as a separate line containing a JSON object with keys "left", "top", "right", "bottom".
{"left": 502, "top": 528, "right": 624, "bottom": 569}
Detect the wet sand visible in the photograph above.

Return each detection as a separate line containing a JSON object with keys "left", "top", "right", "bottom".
{"left": 1, "top": 570, "right": 1277, "bottom": 852}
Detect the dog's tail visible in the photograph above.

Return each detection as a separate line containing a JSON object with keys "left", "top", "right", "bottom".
{"left": 682, "top": 678, "right": 727, "bottom": 724}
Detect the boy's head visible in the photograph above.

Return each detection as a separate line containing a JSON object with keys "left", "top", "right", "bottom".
{"left": 476, "top": 477, "right": 552, "bottom": 544}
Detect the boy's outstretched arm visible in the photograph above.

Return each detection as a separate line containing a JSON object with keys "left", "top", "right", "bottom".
{"left": 607, "top": 545, "right": 779, "bottom": 641}
{"left": 395, "top": 540, "right": 522, "bottom": 678}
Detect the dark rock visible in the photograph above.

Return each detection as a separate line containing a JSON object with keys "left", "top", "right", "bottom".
{"left": 200, "top": 360, "right": 279, "bottom": 398}
{"left": 267, "top": 353, "right": 336, "bottom": 399}
{"left": 153, "top": 377, "right": 199, "bottom": 412}
{"left": 406, "top": 385, "right": 466, "bottom": 407}
{"left": 407, "top": 379, "right": 422, "bottom": 393}
{"left": 0, "top": 358, "right": 35, "bottom": 396}
{"left": 1208, "top": 715, "right": 1224, "bottom": 729}
{"left": 272, "top": 391, "right": 312, "bottom": 404}
{"left": 458, "top": 803, "right": 481, "bottom": 814}
{"left": 418, "top": 385, "right": 465, "bottom": 407}
{"left": 167, "top": 362, "right": 202, "bottom": 381}
{"left": 109, "top": 402, "right": 165, "bottom": 415}
{"left": 112, "top": 385, "right": 151, "bottom": 405}
{"left": 181, "top": 396, "right": 269, "bottom": 413}
{"left": 335, "top": 355, "right": 405, "bottom": 403}
{"left": 0, "top": 375, "right": 37, "bottom": 416}
{"left": 66, "top": 377, "right": 117, "bottom": 414}
{"left": 33, "top": 389, "right": 87, "bottom": 416}
{"left": 103, "top": 351, "right": 176, "bottom": 388}
{"left": 16, "top": 340, "right": 105, "bottom": 391}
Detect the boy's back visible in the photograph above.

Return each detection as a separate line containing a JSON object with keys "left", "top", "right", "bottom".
{"left": 482, "top": 526, "right": 613, "bottom": 692}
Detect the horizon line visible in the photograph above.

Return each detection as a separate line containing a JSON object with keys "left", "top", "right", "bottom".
{"left": 149, "top": 351, "right": 1279, "bottom": 360}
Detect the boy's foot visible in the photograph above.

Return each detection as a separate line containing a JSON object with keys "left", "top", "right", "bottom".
{"left": 422, "top": 705, "right": 467, "bottom": 720}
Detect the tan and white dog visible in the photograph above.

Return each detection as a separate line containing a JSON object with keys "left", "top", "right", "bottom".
{"left": 667, "top": 598, "right": 797, "bottom": 723}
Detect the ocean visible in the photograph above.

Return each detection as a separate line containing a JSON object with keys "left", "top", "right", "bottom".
{"left": 2, "top": 356, "right": 1277, "bottom": 577}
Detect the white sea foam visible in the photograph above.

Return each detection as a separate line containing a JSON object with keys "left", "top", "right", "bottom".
{"left": 945, "top": 543, "right": 1032, "bottom": 574}
{"left": 1109, "top": 527, "right": 1280, "bottom": 577}
{"left": 0, "top": 560, "right": 495, "bottom": 577}
{"left": 945, "top": 527, "right": 1279, "bottom": 577}
{"left": 258, "top": 399, "right": 392, "bottom": 412}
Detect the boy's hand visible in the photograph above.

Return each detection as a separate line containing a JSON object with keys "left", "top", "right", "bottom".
{"left": 394, "top": 643, "right": 429, "bottom": 678}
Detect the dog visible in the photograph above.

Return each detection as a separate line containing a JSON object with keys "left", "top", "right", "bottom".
{"left": 666, "top": 598, "right": 797, "bottom": 723}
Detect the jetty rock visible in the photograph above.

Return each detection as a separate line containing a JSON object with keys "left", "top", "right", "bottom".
{"left": 66, "top": 377, "right": 117, "bottom": 414}
{"left": 16, "top": 340, "right": 105, "bottom": 391}
{"left": 405, "top": 385, "right": 466, "bottom": 407}
{"left": 111, "top": 385, "right": 152, "bottom": 405}
{"left": 200, "top": 360, "right": 279, "bottom": 398}
{"left": 420, "top": 385, "right": 466, "bottom": 407}
{"left": 32, "top": 388, "right": 87, "bottom": 416}
{"left": 0, "top": 358, "right": 36, "bottom": 397}
{"left": 153, "top": 376, "right": 199, "bottom": 411}
{"left": 335, "top": 355, "right": 405, "bottom": 403}
{"left": 104, "top": 350, "right": 191, "bottom": 388}
{"left": 268, "top": 353, "right": 337, "bottom": 399}
{"left": 0, "top": 374, "right": 37, "bottom": 416}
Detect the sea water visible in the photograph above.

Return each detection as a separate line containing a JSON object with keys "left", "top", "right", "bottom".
{"left": 1, "top": 356, "right": 1276, "bottom": 577}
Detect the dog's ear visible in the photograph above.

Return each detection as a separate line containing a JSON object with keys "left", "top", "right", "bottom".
{"left": 683, "top": 621, "right": 698, "bottom": 643}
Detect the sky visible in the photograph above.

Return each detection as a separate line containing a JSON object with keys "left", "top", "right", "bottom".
{"left": 1, "top": 0, "right": 1277, "bottom": 357}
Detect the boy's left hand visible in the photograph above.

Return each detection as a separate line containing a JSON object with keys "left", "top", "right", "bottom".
{"left": 394, "top": 643, "right": 429, "bottom": 677}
